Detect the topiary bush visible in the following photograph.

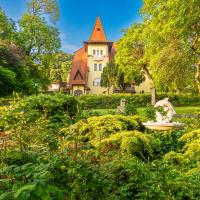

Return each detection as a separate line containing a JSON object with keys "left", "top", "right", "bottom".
{"left": 60, "top": 115, "right": 162, "bottom": 160}
{"left": 61, "top": 115, "right": 143, "bottom": 142}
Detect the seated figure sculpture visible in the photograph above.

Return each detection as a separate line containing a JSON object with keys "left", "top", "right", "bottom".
{"left": 154, "top": 98, "right": 176, "bottom": 123}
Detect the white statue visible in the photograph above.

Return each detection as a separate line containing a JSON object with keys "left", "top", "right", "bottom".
{"left": 154, "top": 98, "right": 176, "bottom": 123}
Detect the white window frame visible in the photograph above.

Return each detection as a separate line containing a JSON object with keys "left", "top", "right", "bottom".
{"left": 94, "top": 63, "right": 97, "bottom": 71}
{"left": 93, "top": 78, "right": 101, "bottom": 86}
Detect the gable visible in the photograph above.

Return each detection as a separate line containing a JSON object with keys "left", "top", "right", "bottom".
{"left": 90, "top": 17, "right": 107, "bottom": 42}
{"left": 74, "top": 69, "right": 84, "bottom": 80}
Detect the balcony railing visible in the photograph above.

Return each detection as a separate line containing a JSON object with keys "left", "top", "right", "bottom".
{"left": 92, "top": 55, "right": 105, "bottom": 61}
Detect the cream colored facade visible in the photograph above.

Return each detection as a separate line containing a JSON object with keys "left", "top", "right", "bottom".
{"left": 86, "top": 45, "right": 152, "bottom": 95}
{"left": 71, "top": 85, "right": 85, "bottom": 95}
{"left": 69, "top": 17, "right": 151, "bottom": 95}
{"left": 87, "top": 44, "right": 111, "bottom": 94}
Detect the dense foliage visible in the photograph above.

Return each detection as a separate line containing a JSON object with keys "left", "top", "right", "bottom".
{"left": 100, "top": 59, "right": 144, "bottom": 93}
{"left": 1, "top": 0, "right": 200, "bottom": 198}
{"left": 0, "top": 94, "right": 78, "bottom": 154}
{"left": 0, "top": 0, "right": 72, "bottom": 96}
{"left": 1, "top": 95, "right": 200, "bottom": 199}
{"left": 116, "top": 0, "right": 200, "bottom": 95}
{"left": 79, "top": 94, "right": 200, "bottom": 109}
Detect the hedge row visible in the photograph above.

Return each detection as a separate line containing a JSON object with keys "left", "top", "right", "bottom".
{"left": 78, "top": 94, "right": 200, "bottom": 109}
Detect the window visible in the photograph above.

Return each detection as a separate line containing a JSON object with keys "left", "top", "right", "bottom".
{"left": 93, "top": 78, "right": 101, "bottom": 86}
{"left": 94, "top": 63, "right": 97, "bottom": 71}
{"left": 99, "top": 63, "right": 102, "bottom": 71}
{"left": 93, "top": 49, "right": 103, "bottom": 56}
{"left": 97, "top": 28, "right": 101, "bottom": 31}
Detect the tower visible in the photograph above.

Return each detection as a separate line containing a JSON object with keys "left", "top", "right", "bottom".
{"left": 69, "top": 17, "right": 115, "bottom": 96}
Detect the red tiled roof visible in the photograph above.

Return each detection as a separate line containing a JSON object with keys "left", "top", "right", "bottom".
{"left": 69, "top": 47, "right": 88, "bottom": 85}
{"left": 89, "top": 17, "right": 107, "bottom": 42}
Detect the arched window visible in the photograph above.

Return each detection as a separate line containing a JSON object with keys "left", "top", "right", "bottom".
{"left": 93, "top": 78, "right": 101, "bottom": 86}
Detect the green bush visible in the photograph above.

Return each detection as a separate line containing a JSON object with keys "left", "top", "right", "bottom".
{"left": 1, "top": 94, "right": 78, "bottom": 156}
{"left": 60, "top": 115, "right": 161, "bottom": 160}
{"left": 78, "top": 93, "right": 200, "bottom": 109}
{"left": 124, "top": 101, "right": 138, "bottom": 116}
{"left": 61, "top": 115, "right": 143, "bottom": 142}
{"left": 145, "top": 103, "right": 156, "bottom": 120}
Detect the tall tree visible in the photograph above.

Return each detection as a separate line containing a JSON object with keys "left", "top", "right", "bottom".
{"left": 16, "top": 0, "right": 60, "bottom": 61}
{"left": 27, "top": 0, "right": 59, "bottom": 22}
{"left": 15, "top": 0, "right": 61, "bottom": 89}
{"left": 100, "top": 60, "right": 118, "bottom": 94}
{"left": 0, "top": 39, "right": 33, "bottom": 96}
{"left": 42, "top": 52, "right": 72, "bottom": 83}
{"left": 141, "top": 0, "right": 200, "bottom": 93}
{"left": 17, "top": 14, "right": 60, "bottom": 60}
{"left": 115, "top": 24, "right": 156, "bottom": 104}
{"left": 0, "top": 8, "right": 15, "bottom": 41}
{"left": 101, "top": 59, "right": 144, "bottom": 94}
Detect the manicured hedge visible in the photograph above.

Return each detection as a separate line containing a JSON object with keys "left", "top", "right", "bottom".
{"left": 78, "top": 94, "right": 200, "bottom": 109}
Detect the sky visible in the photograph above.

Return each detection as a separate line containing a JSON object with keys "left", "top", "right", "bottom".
{"left": 0, "top": 0, "right": 143, "bottom": 53}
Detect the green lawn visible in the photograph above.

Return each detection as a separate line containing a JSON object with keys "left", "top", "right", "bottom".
{"left": 91, "top": 106, "right": 200, "bottom": 117}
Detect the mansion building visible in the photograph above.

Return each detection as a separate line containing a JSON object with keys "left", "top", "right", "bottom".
{"left": 68, "top": 17, "right": 151, "bottom": 96}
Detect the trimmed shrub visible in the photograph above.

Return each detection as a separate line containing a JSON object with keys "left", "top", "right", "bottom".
{"left": 78, "top": 94, "right": 200, "bottom": 109}
{"left": 61, "top": 115, "right": 143, "bottom": 141}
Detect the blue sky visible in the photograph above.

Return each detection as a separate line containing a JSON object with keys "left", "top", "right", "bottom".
{"left": 0, "top": 0, "right": 142, "bottom": 53}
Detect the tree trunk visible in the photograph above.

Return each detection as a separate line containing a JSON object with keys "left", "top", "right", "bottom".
{"left": 151, "top": 86, "right": 156, "bottom": 106}
{"left": 195, "top": 61, "right": 200, "bottom": 94}
{"left": 142, "top": 64, "right": 156, "bottom": 105}
{"left": 107, "top": 87, "right": 110, "bottom": 95}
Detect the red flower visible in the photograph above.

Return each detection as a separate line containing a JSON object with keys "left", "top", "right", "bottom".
{"left": 74, "top": 143, "right": 78, "bottom": 150}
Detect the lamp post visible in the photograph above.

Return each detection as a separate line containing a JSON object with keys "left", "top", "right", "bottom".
{"left": 34, "top": 80, "right": 39, "bottom": 96}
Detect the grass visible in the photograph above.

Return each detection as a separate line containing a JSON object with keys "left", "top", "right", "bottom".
{"left": 91, "top": 106, "right": 200, "bottom": 117}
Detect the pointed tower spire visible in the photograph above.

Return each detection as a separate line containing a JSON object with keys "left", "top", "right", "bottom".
{"left": 90, "top": 16, "right": 107, "bottom": 42}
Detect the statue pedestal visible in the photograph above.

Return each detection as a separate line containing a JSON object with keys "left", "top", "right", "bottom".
{"left": 142, "top": 122, "right": 184, "bottom": 131}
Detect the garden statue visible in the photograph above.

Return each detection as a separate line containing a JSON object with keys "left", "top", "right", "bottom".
{"left": 154, "top": 98, "right": 176, "bottom": 123}
{"left": 142, "top": 98, "right": 183, "bottom": 130}
{"left": 117, "top": 98, "right": 126, "bottom": 113}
